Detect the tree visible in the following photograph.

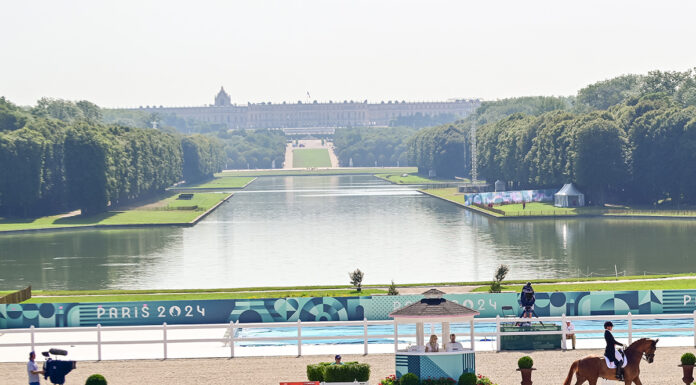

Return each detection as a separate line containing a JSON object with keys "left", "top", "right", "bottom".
{"left": 387, "top": 280, "right": 399, "bottom": 296}
{"left": 349, "top": 269, "right": 364, "bottom": 293}
{"left": 576, "top": 74, "right": 643, "bottom": 111}
{"left": 489, "top": 264, "right": 509, "bottom": 293}
{"left": 568, "top": 113, "right": 628, "bottom": 204}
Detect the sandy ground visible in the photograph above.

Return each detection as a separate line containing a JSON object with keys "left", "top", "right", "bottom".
{"left": 2, "top": 347, "right": 685, "bottom": 385}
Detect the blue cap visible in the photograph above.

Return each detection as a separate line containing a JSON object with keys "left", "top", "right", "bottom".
{"left": 335, "top": 355, "right": 341, "bottom": 359}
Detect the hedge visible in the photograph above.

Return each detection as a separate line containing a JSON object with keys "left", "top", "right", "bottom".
{"left": 306, "top": 362, "right": 370, "bottom": 382}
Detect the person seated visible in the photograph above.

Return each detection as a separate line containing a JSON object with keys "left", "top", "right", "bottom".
{"left": 566, "top": 320, "right": 576, "bottom": 350}
{"left": 425, "top": 334, "right": 439, "bottom": 353}
{"left": 446, "top": 334, "right": 464, "bottom": 352}
{"left": 331, "top": 355, "right": 343, "bottom": 365}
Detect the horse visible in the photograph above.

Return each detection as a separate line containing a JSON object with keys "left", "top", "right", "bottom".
{"left": 562, "top": 338, "right": 658, "bottom": 385}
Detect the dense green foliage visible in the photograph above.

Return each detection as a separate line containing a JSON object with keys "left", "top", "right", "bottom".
{"left": 105, "top": 110, "right": 286, "bottom": 170}
{"left": 323, "top": 363, "right": 370, "bottom": 382}
{"left": 181, "top": 134, "right": 225, "bottom": 182}
{"left": 517, "top": 356, "right": 534, "bottom": 369}
{"left": 476, "top": 94, "right": 696, "bottom": 204}
{"left": 407, "top": 123, "right": 470, "bottom": 178}
{"left": 399, "top": 372, "right": 420, "bottom": 385}
{"left": 415, "top": 68, "right": 696, "bottom": 205}
{"left": 576, "top": 69, "right": 696, "bottom": 111}
{"left": 103, "top": 108, "right": 223, "bottom": 133}
{"left": 85, "top": 374, "right": 107, "bottom": 385}
{"left": 681, "top": 353, "right": 696, "bottom": 366}
{"left": 306, "top": 362, "right": 370, "bottom": 382}
{"left": 0, "top": 98, "right": 225, "bottom": 216}
{"left": 334, "top": 126, "right": 416, "bottom": 167}
{"left": 217, "top": 129, "right": 285, "bottom": 169}
{"left": 306, "top": 363, "right": 329, "bottom": 381}
{"left": 458, "top": 372, "right": 477, "bottom": 385}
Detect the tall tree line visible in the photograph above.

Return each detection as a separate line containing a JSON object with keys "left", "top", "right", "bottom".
{"left": 408, "top": 68, "right": 696, "bottom": 205}
{"left": 0, "top": 97, "right": 225, "bottom": 217}
{"left": 217, "top": 129, "right": 285, "bottom": 169}
{"left": 333, "top": 126, "right": 416, "bottom": 167}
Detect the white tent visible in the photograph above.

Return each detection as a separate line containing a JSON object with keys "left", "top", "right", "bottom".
{"left": 554, "top": 183, "right": 585, "bottom": 207}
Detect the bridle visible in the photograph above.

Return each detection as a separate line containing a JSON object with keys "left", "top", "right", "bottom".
{"left": 642, "top": 352, "right": 655, "bottom": 362}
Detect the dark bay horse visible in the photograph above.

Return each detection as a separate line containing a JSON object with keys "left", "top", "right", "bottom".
{"left": 563, "top": 338, "right": 658, "bottom": 385}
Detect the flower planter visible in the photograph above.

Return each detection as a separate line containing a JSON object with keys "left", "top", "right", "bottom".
{"left": 516, "top": 368, "right": 535, "bottom": 385}
{"left": 679, "top": 364, "right": 694, "bottom": 384}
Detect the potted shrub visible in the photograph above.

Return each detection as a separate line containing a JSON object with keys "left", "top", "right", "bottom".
{"left": 679, "top": 353, "right": 696, "bottom": 384}
{"left": 516, "top": 356, "right": 535, "bottom": 385}
{"left": 458, "top": 372, "right": 477, "bottom": 385}
{"left": 85, "top": 374, "right": 107, "bottom": 385}
{"left": 400, "top": 373, "right": 419, "bottom": 385}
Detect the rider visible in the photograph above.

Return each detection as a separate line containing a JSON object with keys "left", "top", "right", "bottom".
{"left": 520, "top": 282, "right": 535, "bottom": 319}
{"left": 604, "top": 321, "right": 626, "bottom": 380}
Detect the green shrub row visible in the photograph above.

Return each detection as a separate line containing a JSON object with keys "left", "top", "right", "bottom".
{"left": 306, "top": 362, "right": 370, "bottom": 382}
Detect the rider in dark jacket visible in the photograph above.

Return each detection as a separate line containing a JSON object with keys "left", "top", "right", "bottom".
{"left": 604, "top": 321, "right": 625, "bottom": 380}
{"left": 520, "top": 282, "right": 535, "bottom": 318}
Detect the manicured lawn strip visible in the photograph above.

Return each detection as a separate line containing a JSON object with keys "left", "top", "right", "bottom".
{"left": 498, "top": 202, "right": 595, "bottom": 216}
{"left": 25, "top": 289, "right": 386, "bottom": 303}
{"left": 375, "top": 174, "right": 466, "bottom": 185}
{"left": 219, "top": 167, "right": 418, "bottom": 177}
{"left": 292, "top": 149, "right": 332, "bottom": 168}
{"left": 22, "top": 273, "right": 694, "bottom": 301}
{"left": 0, "top": 193, "right": 230, "bottom": 232}
{"left": 471, "top": 278, "right": 696, "bottom": 292}
{"left": 179, "top": 176, "right": 255, "bottom": 189}
{"left": 389, "top": 273, "right": 696, "bottom": 288}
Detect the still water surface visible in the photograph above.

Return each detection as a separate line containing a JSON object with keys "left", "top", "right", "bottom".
{"left": 1, "top": 175, "right": 695, "bottom": 290}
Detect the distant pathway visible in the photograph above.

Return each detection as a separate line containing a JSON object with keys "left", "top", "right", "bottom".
{"left": 327, "top": 142, "right": 339, "bottom": 167}
{"left": 283, "top": 143, "right": 294, "bottom": 169}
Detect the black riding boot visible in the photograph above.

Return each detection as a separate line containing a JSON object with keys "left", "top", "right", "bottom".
{"left": 615, "top": 366, "right": 623, "bottom": 381}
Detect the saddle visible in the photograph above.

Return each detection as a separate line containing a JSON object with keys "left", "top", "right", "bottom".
{"left": 604, "top": 348, "right": 627, "bottom": 369}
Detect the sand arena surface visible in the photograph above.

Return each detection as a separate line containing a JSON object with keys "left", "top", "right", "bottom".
{"left": 1, "top": 347, "right": 685, "bottom": 385}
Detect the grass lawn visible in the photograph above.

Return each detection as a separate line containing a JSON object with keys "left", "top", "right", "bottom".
{"left": 375, "top": 174, "right": 466, "bottom": 185}
{"left": 180, "top": 176, "right": 255, "bottom": 189}
{"left": 26, "top": 289, "right": 386, "bottom": 303}
{"left": 0, "top": 193, "right": 230, "bottom": 232}
{"left": 421, "top": 188, "right": 467, "bottom": 204}
{"left": 497, "top": 202, "right": 596, "bottom": 216}
{"left": 220, "top": 167, "right": 418, "bottom": 177}
{"left": 472, "top": 278, "right": 696, "bottom": 293}
{"left": 293, "top": 149, "right": 332, "bottom": 168}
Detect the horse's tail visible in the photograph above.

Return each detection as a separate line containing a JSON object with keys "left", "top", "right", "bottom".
{"left": 562, "top": 360, "right": 579, "bottom": 385}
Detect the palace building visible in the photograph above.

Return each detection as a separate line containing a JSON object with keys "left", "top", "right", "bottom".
{"left": 139, "top": 87, "right": 480, "bottom": 129}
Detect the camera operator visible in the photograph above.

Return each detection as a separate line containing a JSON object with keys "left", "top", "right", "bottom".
{"left": 520, "top": 282, "right": 536, "bottom": 319}
{"left": 27, "top": 351, "right": 44, "bottom": 385}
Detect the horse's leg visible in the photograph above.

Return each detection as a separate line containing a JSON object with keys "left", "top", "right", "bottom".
{"left": 586, "top": 378, "right": 598, "bottom": 385}
{"left": 573, "top": 375, "right": 586, "bottom": 385}
{"left": 632, "top": 376, "right": 643, "bottom": 385}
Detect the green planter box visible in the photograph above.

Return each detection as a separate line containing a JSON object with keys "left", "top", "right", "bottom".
{"left": 500, "top": 324, "right": 561, "bottom": 350}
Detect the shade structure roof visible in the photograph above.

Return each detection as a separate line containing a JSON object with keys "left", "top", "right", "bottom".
{"left": 389, "top": 290, "right": 479, "bottom": 320}
{"left": 555, "top": 183, "right": 584, "bottom": 196}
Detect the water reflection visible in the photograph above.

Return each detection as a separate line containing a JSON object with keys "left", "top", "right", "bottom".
{"left": 1, "top": 175, "right": 696, "bottom": 290}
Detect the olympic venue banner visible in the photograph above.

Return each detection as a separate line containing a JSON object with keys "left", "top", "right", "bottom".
{"left": 2, "top": 289, "right": 695, "bottom": 329}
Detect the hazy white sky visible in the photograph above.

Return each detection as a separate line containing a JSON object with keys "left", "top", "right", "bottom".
{"left": 1, "top": 0, "right": 695, "bottom": 108}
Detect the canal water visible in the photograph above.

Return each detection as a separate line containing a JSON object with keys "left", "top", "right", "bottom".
{"left": 1, "top": 175, "right": 695, "bottom": 290}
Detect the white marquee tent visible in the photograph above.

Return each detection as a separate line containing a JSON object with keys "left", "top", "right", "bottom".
{"left": 554, "top": 183, "right": 585, "bottom": 207}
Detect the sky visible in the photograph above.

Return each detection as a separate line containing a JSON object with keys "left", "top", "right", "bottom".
{"left": 1, "top": 0, "right": 696, "bottom": 108}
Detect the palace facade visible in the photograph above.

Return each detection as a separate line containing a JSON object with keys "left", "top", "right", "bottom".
{"left": 139, "top": 87, "right": 480, "bottom": 129}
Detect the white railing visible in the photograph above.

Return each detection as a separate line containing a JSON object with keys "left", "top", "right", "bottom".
{"left": 1, "top": 312, "right": 694, "bottom": 360}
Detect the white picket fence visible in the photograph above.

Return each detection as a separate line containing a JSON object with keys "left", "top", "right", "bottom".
{"left": 1, "top": 311, "right": 694, "bottom": 360}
